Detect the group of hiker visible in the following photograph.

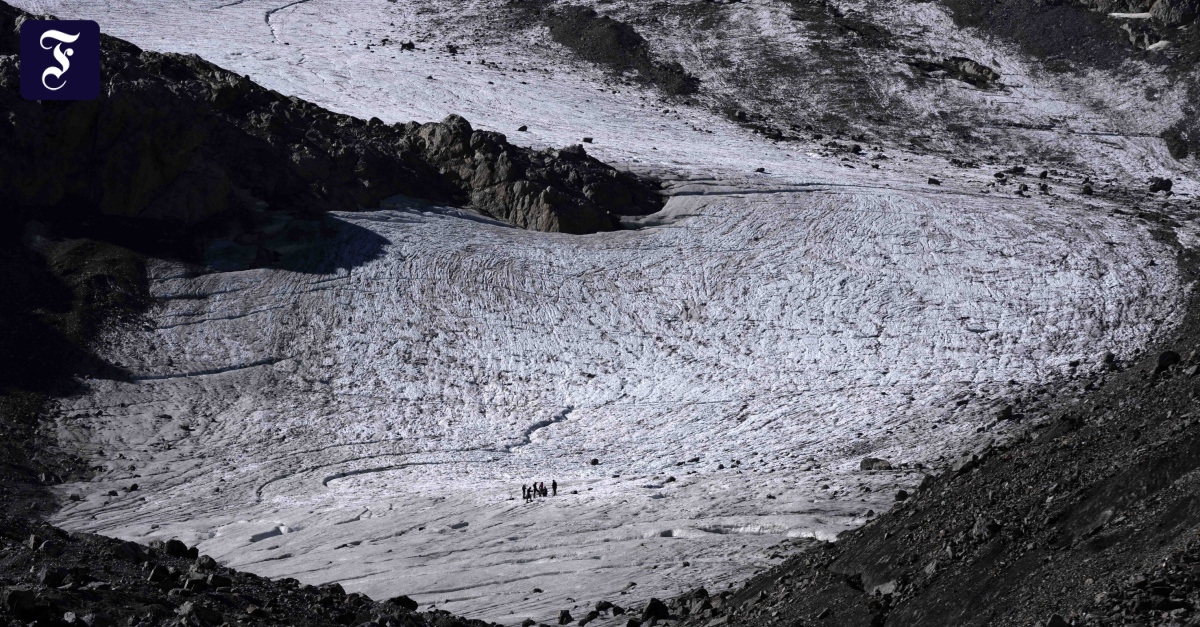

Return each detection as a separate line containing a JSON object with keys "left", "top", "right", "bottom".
{"left": 522, "top": 480, "right": 556, "bottom": 502}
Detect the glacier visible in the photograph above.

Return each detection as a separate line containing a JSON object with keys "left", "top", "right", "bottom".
{"left": 17, "top": 0, "right": 1194, "bottom": 623}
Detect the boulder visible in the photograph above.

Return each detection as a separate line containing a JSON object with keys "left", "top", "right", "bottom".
{"left": 1162, "top": 128, "right": 1189, "bottom": 159}
{"left": 146, "top": 565, "right": 171, "bottom": 583}
{"left": 164, "top": 539, "right": 189, "bottom": 557}
{"left": 559, "top": 610, "right": 574, "bottom": 625}
{"left": 177, "top": 601, "right": 223, "bottom": 625}
{"left": 319, "top": 582, "right": 347, "bottom": 596}
{"left": 951, "top": 453, "right": 977, "bottom": 474}
{"left": 38, "top": 540, "right": 64, "bottom": 556}
{"left": 871, "top": 580, "right": 897, "bottom": 596}
{"left": 1156, "top": 350, "right": 1181, "bottom": 374}
{"left": 1, "top": 585, "right": 37, "bottom": 618}
{"left": 689, "top": 597, "right": 713, "bottom": 615}
{"left": 642, "top": 598, "right": 670, "bottom": 621}
{"left": 387, "top": 595, "right": 419, "bottom": 612}
{"left": 182, "top": 573, "right": 208, "bottom": 592}
{"left": 943, "top": 57, "right": 1000, "bottom": 85}
{"left": 971, "top": 517, "right": 1002, "bottom": 541}
{"left": 1149, "top": 176, "right": 1173, "bottom": 193}
{"left": 1045, "top": 615, "right": 1070, "bottom": 627}
{"left": 860, "top": 458, "right": 892, "bottom": 471}
{"left": 37, "top": 566, "right": 69, "bottom": 587}
{"left": 193, "top": 555, "right": 218, "bottom": 571}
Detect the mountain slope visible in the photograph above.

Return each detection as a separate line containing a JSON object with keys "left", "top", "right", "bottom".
{"left": 1, "top": 0, "right": 1197, "bottom": 625}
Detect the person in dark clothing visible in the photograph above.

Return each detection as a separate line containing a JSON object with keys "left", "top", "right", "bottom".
{"left": 522, "top": 485, "right": 528, "bottom": 501}
{"left": 552, "top": 480, "right": 557, "bottom": 496}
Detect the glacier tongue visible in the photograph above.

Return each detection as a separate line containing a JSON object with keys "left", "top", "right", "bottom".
{"left": 18, "top": 0, "right": 1190, "bottom": 623}
{"left": 52, "top": 186, "right": 1180, "bottom": 622}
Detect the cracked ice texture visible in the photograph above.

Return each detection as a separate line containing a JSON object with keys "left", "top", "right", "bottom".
{"left": 53, "top": 189, "right": 1181, "bottom": 622}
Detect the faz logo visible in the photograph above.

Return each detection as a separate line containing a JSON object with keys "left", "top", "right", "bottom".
{"left": 20, "top": 20, "right": 101, "bottom": 101}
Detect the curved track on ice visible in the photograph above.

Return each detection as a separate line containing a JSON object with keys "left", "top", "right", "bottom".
{"left": 21, "top": 0, "right": 1192, "bottom": 623}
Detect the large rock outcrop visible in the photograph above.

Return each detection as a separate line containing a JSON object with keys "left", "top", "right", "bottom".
{"left": 1150, "top": 0, "right": 1200, "bottom": 25}
{"left": 544, "top": 5, "right": 699, "bottom": 96}
{"left": 0, "top": 2, "right": 662, "bottom": 239}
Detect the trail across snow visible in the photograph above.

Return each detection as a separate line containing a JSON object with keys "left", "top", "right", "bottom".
{"left": 19, "top": 0, "right": 1194, "bottom": 623}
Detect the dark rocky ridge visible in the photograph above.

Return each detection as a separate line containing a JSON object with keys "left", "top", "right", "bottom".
{"left": 0, "top": 2, "right": 662, "bottom": 241}
{"left": 542, "top": 5, "right": 700, "bottom": 96}
{"left": 0, "top": 516, "right": 501, "bottom": 627}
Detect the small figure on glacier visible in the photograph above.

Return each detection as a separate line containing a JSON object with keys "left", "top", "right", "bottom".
{"left": 539, "top": 482, "right": 547, "bottom": 497}
{"left": 522, "top": 485, "right": 528, "bottom": 501}
{"left": 552, "top": 480, "right": 557, "bottom": 496}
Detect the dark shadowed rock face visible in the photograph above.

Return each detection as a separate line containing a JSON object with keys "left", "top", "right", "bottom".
{"left": 0, "top": 1, "right": 662, "bottom": 238}
{"left": 0, "top": 517, "right": 505, "bottom": 627}
{"left": 544, "top": 5, "right": 700, "bottom": 96}
{"left": 1151, "top": 0, "right": 1200, "bottom": 26}
{"left": 412, "top": 115, "right": 663, "bottom": 233}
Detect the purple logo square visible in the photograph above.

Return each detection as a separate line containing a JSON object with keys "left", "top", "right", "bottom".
{"left": 20, "top": 20, "right": 101, "bottom": 101}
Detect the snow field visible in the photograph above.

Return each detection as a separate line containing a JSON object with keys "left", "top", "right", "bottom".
{"left": 53, "top": 184, "right": 1181, "bottom": 622}
{"left": 11, "top": 0, "right": 1193, "bottom": 622}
